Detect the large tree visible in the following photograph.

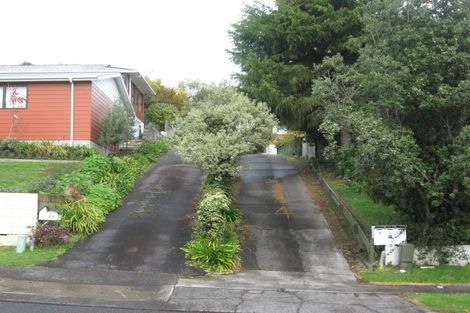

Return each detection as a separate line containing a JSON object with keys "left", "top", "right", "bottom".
{"left": 229, "top": 0, "right": 362, "bottom": 137}
{"left": 144, "top": 78, "right": 189, "bottom": 129}
{"left": 315, "top": 0, "right": 470, "bottom": 246}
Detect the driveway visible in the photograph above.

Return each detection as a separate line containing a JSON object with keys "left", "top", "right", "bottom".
{"left": 47, "top": 152, "right": 201, "bottom": 274}
{"left": 0, "top": 153, "right": 428, "bottom": 312}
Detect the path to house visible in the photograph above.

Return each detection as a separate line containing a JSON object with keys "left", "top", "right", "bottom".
{"left": 0, "top": 153, "right": 431, "bottom": 312}
{"left": 47, "top": 151, "right": 202, "bottom": 273}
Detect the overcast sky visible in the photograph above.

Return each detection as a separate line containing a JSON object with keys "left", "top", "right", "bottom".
{"left": 1, "top": 0, "right": 273, "bottom": 87}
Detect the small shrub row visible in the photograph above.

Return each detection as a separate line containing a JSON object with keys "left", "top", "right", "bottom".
{"left": 0, "top": 140, "right": 97, "bottom": 160}
{"left": 38, "top": 140, "right": 169, "bottom": 239}
{"left": 182, "top": 177, "right": 242, "bottom": 274}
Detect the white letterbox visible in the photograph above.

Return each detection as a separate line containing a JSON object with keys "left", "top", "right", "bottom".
{"left": 372, "top": 225, "right": 407, "bottom": 246}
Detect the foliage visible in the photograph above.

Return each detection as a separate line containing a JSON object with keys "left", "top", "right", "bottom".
{"left": 60, "top": 199, "right": 105, "bottom": 235}
{"left": 79, "top": 154, "right": 112, "bottom": 183}
{"left": 322, "top": 170, "right": 398, "bottom": 228}
{"left": 311, "top": 0, "right": 470, "bottom": 247}
{"left": 100, "top": 104, "right": 135, "bottom": 145}
{"left": 52, "top": 172, "right": 93, "bottom": 195}
{"left": 408, "top": 293, "right": 470, "bottom": 313}
{"left": 195, "top": 190, "right": 234, "bottom": 240}
{"left": 145, "top": 103, "right": 178, "bottom": 130}
{"left": 182, "top": 232, "right": 240, "bottom": 274}
{"left": 0, "top": 139, "right": 96, "bottom": 160}
{"left": 86, "top": 184, "right": 122, "bottom": 214}
{"left": 229, "top": 0, "right": 362, "bottom": 137}
{"left": 144, "top": 78, "right": 189, "bottom": 110}
{"left": 174, "top": 84, "right": 276, "bottom": 181}
{"left": 32, "top": 223, "right": 70, "bottom": 246}
{"left": 134, "top": 140, "right": 170, "bottom": 162}
{"left": 360, "top": 265, "right": 470, "bottom": 284}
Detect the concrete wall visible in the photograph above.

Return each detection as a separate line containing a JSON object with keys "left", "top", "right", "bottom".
{"left": 414, "top": 245, "right": 470, "bottom": 266}
{"left": 0, "top": 193, "right": 38, "bottom": 246}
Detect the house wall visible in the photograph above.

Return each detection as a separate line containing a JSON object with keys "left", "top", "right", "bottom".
{"left": 91, "top": 79, "right": 122, "bottom": 143}
{"left": 131, "top": 83, "right": 145, "bottom": 122}
{"left": 0, "top": 82, "right": 92, "bottom": 141}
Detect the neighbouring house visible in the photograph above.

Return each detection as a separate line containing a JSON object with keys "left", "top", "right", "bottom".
{"left": 0, "top": 64, "right": 154, "bottom": 150}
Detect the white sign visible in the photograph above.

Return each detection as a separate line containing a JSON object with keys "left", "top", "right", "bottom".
{"left": 372, "top": 225, "right": 407, "bottom": 246}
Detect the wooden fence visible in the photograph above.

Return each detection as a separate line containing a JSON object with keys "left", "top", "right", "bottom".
{"left": 310, "top": 164, "right": 375, "bottom": 266}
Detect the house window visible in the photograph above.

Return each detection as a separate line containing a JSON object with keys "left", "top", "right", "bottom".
{"left": 0, "top": 86, "right": 28, "bottom": 109}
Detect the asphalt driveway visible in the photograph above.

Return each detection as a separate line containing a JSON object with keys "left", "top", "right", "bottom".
{"left": 47, "top": 152, "right": 201, "bottom": 274}
{"left": 238, "top": 154, "right": 355, "bottom": 282}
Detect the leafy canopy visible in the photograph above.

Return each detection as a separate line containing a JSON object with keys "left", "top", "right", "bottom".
{"left": 174, "top": 84, "right": 276, "bottom": 180}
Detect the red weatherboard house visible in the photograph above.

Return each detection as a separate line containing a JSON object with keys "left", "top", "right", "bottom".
{"left": 0, "top": 64, "right": 154, "bottom": 149}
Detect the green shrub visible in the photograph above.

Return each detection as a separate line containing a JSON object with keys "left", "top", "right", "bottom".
{"left": 86, "top": 184, "right": 121, "bottom": 214}
{"left": 79, "top": 154, "right": 112, "bottom": 183}
{"left": 182, "top": 234, "right": 240, "bottom": 274}
{"left": 195, "top": 190, "right": 232, "bottom": 240}
{"left": 61, "top": 199, "right": 105, "bottom": 235}
{"left": 0, "top": 139, "right": 96, "bottom": 160}
{"left": 134, "top": 140, "right": 169, "bottom": 162}
{"left": 202, "top": 175, "right": 234, "bottom": 194}
{"left": 52, "top": 172, "right": 93, "bottom": 195}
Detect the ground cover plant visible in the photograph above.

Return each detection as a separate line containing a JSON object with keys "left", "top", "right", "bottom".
{"left": 408, "top": 293, "right": 470, "bottom": 313}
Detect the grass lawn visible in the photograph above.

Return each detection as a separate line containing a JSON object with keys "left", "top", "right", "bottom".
{"left": 408, "top": 293, "right": 470, "bottom": 313}
{"left": 321, "top": 171, "right": 396, "bottom": 228}
{"left": 0, "top": 235, "right": 82, "bottom": 266}
{"left": 360, "top": 265, "right": 470, "bottom": 284}
{"left": 0, "top": 161, "right": 80, "bottom": 192}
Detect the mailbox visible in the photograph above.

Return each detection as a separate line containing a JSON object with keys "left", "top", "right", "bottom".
{"left": 371, "top": 225, "right": 406, "bottom": 246}
{"left": 38, "top": 206, "right": 61, "bottom": 221}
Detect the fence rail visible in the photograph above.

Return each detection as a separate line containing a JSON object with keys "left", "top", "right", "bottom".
{"left": 310, "top": 164, "right": 375, "bottom": 266}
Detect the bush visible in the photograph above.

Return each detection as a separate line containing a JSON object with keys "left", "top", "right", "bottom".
{"left": 32, "top": 222, "right": 71, "bottom": 246}
{"left": 195, "top": 190, "right": 232, "bottom": 240}
{"left": 52, "top": 172, "right": 93, "bottom": 195}
{"left": 86, "top": 183, "right": 122, "bottom": 214}
{"left": 182, "top": 234, "right": 240, "bottom": 274}
{"left": 61, "top": 199, "right": 105, "bottom": 235}
{"left": 79, "top": 154, "right": 112, "bottom": 183}
{"left": 0, "top": 139, "right": 96, "bottom": 160}
{"left": 134, "top": 140, "right": 169, "bottom": 162}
